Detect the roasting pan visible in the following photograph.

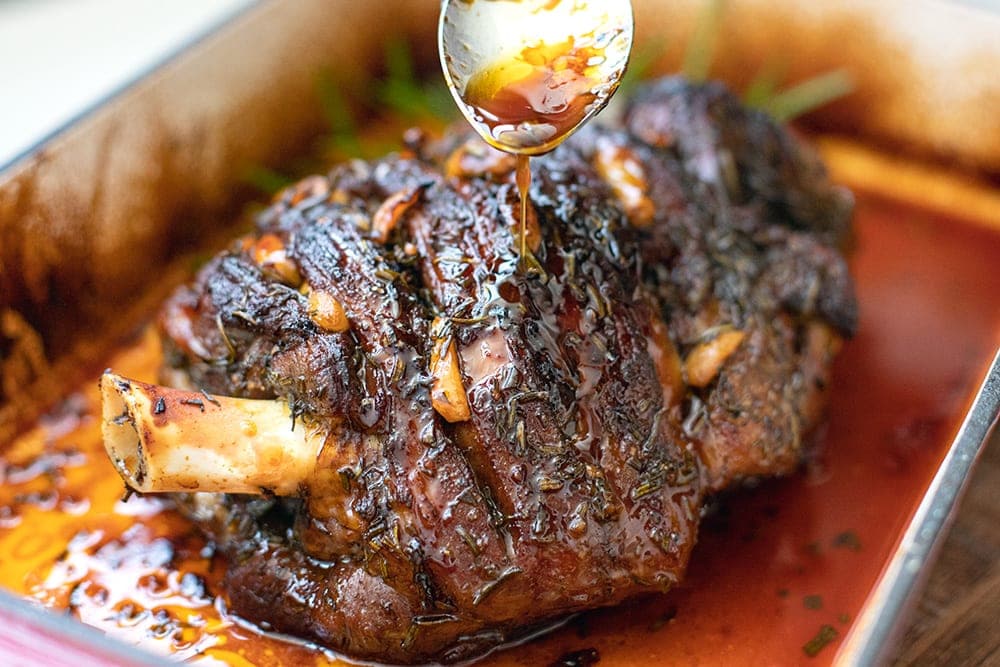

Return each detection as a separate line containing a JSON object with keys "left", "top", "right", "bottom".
{"left": 0, "top": 1, "right": 998, "bottom": 665}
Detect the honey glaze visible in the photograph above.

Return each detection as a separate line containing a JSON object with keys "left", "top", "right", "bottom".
{"left": 462, "top": 37, "right": 610, "bottom": 156}
{"left": 0, "top": 194, "right": 998, "bottom": 665}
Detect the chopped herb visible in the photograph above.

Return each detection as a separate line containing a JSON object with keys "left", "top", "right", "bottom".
{"left": 232, "top": 310, "right": 259, "bottom": 326}
{"left": 631, "top": 479, "right": 662, "bottom": 500}
{"left": 833, "top": 530, "right": 862, "bottom": 552}
{"left": 803, "top": 594, "right": 823, "bottom": 610}
{"left": 400, "top": 623, "right": 420, "bottom": 649}
{"left": 537, "top": 476, "right": 565, "bottom": 492}
{"left": 215, "top": 313, "right": 236, "bottom": 362}
{"left": 200, "top": 389, "right": 221, "bottom": 407}
{"left": 806, "top": 541, "right": 822, "bottom": 555}
{"left": 803, "top": 624, "right": 839, "bottom": 658}
{"left": 338, "top": 467, "right": 355, "bottom": 492}
{"left": 472, "top": 566, "right": 522, "bottom": 606}
{"left": 777, "top": 588, "right": 790, "bottom": 598}
{"left": 455, "top": 524, "right": 480, "bottom": 556}
{"left": 375, "top": 268, "right": 401, "bottom": 283}
{"left": 411, "top": 613, "right": 458, "bottom": 626}
{"left": 179, "top": 398, "right": 205, "bottom": 412}
{"left": 838, "top": 613, "right": 851, "bottom": 625}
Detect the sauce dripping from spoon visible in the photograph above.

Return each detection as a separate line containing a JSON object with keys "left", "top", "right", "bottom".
{"left": 516, "top": 154, "right": 531, "bottom": 262}
{"left": 439, "top": 0, "right": 634, "bottom": 268}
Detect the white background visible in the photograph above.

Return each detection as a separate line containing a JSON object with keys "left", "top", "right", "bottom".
{"left": 0, "top": 0, "right": 255, "bottom": 167}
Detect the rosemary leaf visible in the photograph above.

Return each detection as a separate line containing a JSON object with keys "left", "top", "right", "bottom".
{"left": 316, "top": 69, "right": 358, "bottom": 135}
{"left": 423, "top": 82, "right": 460, "bottom": 121}
{"left": 378, "top": 38, "right": 427, "bottom": 119}
{"left": 743, "top": 59, "right": 786, "bottom": 108}
{"left": 765, "top": 69, "right": 854, "bottom": 122}
{"left": 316, "top": 69, "right": 364, "bottom": 156}
{"left": 375, "top": 37, "right": 459, "bottom": 122}
{"left": 618, "top": 43, "right": 666, "bottom": 97}
{"left": 384, "top": 36, "right": 417, "bottom": 87}
{"left": 380, "top": 81, "right": 431, "bottom": 119}
{"left": 240, "top": 164, "right": 293, "bottom": 195}
{"left": 681, "top": 0, "right": 727, "bottom": 82}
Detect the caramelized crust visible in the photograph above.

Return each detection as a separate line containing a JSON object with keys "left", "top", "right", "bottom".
{"left": 159, "top": 78, "right": 856, "bottom": 663}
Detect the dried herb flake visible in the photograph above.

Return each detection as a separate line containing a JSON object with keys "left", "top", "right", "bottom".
{"left": 833, "top": 530, "right": 862, "bottom": 552}
{"left": 803, "top": 624, "right": 839, "bottom": 658}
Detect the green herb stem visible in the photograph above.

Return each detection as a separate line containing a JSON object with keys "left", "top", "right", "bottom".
{"left": 743, "top": 59, "right": 786, "bottom": 108}
{"left": 764, "top": 69, "right": 854, "bottom": 122}
{"left": 681, "top": 0, "right": 726, "bottom": 82}
{"left": 241, "top": 165, "right": 293, "bottom": 196}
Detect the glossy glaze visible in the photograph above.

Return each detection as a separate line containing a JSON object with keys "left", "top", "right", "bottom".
{"left": 1, "top": 191, "right": 996, "bottom": 665}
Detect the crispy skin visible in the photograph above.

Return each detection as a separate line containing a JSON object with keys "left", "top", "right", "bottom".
{"left": 160, "top": 78, "right": 856, "bottom": 663}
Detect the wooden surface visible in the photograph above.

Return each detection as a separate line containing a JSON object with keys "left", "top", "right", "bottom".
{"left": 893, "top": 428, "right": 1000, "bottom": 666}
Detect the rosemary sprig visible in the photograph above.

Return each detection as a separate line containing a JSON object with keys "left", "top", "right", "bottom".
{"left": 681, "top": 0, "right": 726, "bottom": 82}
{"left": 240, "top": 164, "right": 293, "bottom": 196}
{"left": 316, "top": 68, "right": 365, "bottom": 157}
{"left": 676, "top": 0, "right": 852, "bottom": 122}
{"left": 244, "top": 39, "right": 457, "bottom": 194}
{"left": 377, "top": 37, "right": 456, "bottom": 122}
{"left": 760, "top": 69, "right": 854, "bottom": 122}
{"left": 618, "top": 42, "right": 666, "bottom": 98}
{"left": 242, "top": 16, "right": 854, "bottom": 200}
{"left": 742, "top": 59, "right": 786, "bottom": 109}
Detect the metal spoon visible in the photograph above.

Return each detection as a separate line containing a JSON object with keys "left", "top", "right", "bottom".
{"left": 439, "top": 0, "right": 634, "bottom": 156}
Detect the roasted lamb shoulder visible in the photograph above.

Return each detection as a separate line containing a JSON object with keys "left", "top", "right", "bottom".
{"left": 101, "top": 77, "right": 856, "bottom": 664}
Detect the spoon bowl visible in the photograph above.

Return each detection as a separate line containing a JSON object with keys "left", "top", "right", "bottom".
{"left": 439, "top": 0, "right": 634, "bottom": 155}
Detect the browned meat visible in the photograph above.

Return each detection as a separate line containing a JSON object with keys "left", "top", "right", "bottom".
{"left": 158, "top": 78, "right": 856, "bottom": 664}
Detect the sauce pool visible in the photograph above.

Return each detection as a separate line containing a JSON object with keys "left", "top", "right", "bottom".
{"left": 0, "top": 192, "right": 997, "bottom": 665}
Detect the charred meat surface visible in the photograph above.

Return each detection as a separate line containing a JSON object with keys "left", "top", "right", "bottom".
{"left": 154, "top": 78, "right": 856, "bottom": 664}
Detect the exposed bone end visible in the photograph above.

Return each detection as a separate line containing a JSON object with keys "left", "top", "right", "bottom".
{"left": 101, "top": 373, "right": 325, "bottom": 496}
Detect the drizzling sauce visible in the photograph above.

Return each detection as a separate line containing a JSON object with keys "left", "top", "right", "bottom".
{"left": 515, "top": 154, "right": 532, "bottom": 263}
{"left": 458, "top": 34, "right": 627, "bottom": 267}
